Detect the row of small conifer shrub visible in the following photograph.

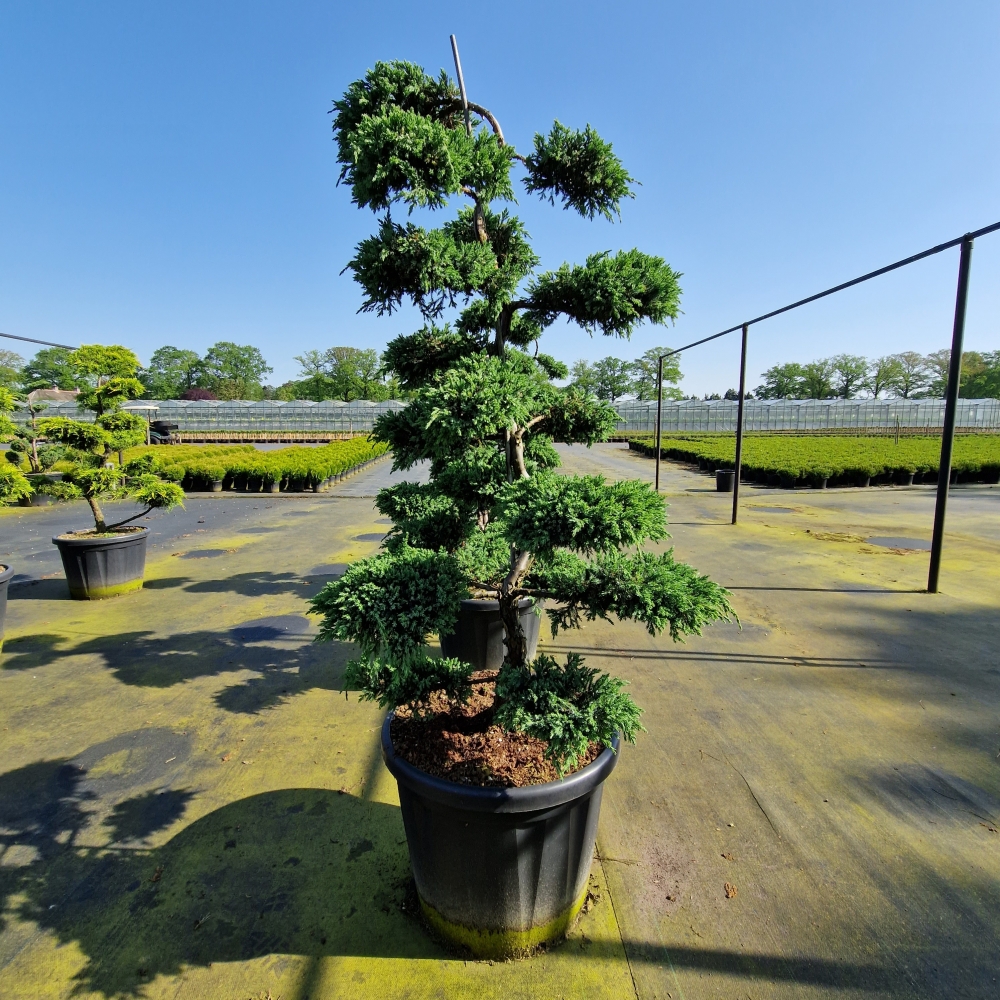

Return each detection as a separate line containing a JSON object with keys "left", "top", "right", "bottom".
{"left": 629, "top": 433, "right": 1000, "bottom": 487}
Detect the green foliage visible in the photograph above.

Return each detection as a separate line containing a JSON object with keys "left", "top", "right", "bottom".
{"left": 382, "top": 325, "right": 483, "bottom": 391}
{"left": 0, "top": 387, "right": 17, "bottom": 439}
{"left": 375, "top": 352, "right": 554, "bottom": 468}
{"left": 291, "top": 346, "right": 389, "bottom": 401}
{"left": 0, "top": 464, "right": 33, "bottom": 506}
{"left": 342, "top": 655, "right": 473, "bottom": 714}
{"left": 591, "top": 356, "right": 633, "bottom": 402}
{"left": 97, "top": 409, "right": 147, "bottom": 452}
{"left": 71, "top": 345, "right": 140, "bottom": 381}
{"left": 20, "top": 348, "right": 78, "bottom": 391}
{"left": 76, "top": 377, "right": 146, "bottom": 416}
{"left": 309, "top": 545, "right": 467, "bottom": 662}
{"left": 0, "top": 349, "right": 23, "bottom": 390}
{"left": 537, "top": 389, "right": 618, "bottom": 445}
{"left": 332, "top": 61, "right": 462, "bottom": 197}
{"left": 499, "top": 474, "right": 667, "bottom": 557}
{"left": 524, "top": 122, "right": 635, "bottom": 221}
{"left": 68, "top": 465, "right": 125, "bottom": 499}
{"left": 139, "top": 346, "right": 202, "bottom": 398}
{"left": 347, "top": 217, "right": 499, "bottom": 318}
{"left": 631, "top": 433, "right": 1000, "bottom": 485}
{"left": 342, "top": 108, "right": 470, "bottom": 212}
{"left": 198, "top": 342, "right": 272, "bottom": 400}
{"left": 376, "top": 481, "right": 473, "bottom": 552}
{"left": 37, "top": 417, "right": 108, "bottom": 454}
{"left": 121, "top": 438, "right": 388, "bottom": 490}
{"left": 526, "top": 250, "right": 682, "bottom": 338}
{"left": 534, "top": 353, "right": 568, "bottom": 380}
{"left": 960, "top": 351, "right": 1000, "bottom": 399}
{"left": 33, "top": 479, "right": 81, "bottom": 502}
{"left": 494, "top": 653, "right": 642, "bottom": 774}
{"left": 630, "top": 347, "right": 683, "bottom": 401}
{"left": 531, "top": 549, "right": 736, "bottom": 641}
{"left": 126, "top": 474, "right": 186, "bottom": 510}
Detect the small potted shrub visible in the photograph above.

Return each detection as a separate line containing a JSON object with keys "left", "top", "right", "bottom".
{"left": 310, "top": 60, "right": 734, "bottom": 958}
{"left": 36, "top": 346, "right": 185, "bottom": 599}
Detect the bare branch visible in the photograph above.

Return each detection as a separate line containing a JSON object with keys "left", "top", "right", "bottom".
{"left": 106, "top": 506, "right": 154, "bottom": 531}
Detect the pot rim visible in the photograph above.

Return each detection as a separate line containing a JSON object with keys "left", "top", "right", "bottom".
{"left": 454, "top": 597, "right": 535, "bottom": 611}
{"left": 381, "top": 712, "right": 620, "bottom": 814}
{"left": 0, "top": 564, "right": 14, "bottom": 585}
{"left": 52, "top": 526, "right": 149, "bottom": 546}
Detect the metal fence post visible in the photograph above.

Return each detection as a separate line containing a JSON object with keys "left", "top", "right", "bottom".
{"left": 732, "top": 323, "right": 749, "bottom": 524}
{"left": 928, "top": 234, "right": 974, "bottom": 593}
{"left": 654, "top": 355, "right": 663, "bottom": 492}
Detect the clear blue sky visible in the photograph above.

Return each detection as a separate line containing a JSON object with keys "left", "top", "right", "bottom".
{"left": 2, "top": 1, "right": 998, "bottom": 395}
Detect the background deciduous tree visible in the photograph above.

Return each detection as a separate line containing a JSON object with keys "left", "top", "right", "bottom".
{"left": 886, "top": 351, "right": 929, "bottom": 398}
{"left": 630, "top": 346, "right": 682, "bottom": 401}
{"left": 0, "top": 350, "right": 24, "bottom": 390}
{"left": 830, "top": 354, "right": 869, "bottom": 399}
{"left": 198, "top": 342, "right": 272, "bottom": 400}
{"left": 20, "top": 348, "right": 79, "bottom": 391}
{"left": 139, "top": 347, "right": 202, "bottom": 399}
{"left": 755, "top": 362, "right": 805, "bottom": 399}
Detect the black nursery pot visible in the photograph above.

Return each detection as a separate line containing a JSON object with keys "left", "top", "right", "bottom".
{"left": 439, "top": 598, "right": 540, "bottom": 670}
{"left": 382, "top": 716, "right": 620, "bottom": 958}
{"left": 0, "top": 564, "right": 13, "bottom": 652}
{"left": 715, "top": 469, "right": 735, "bottom": 492}
{"left": 52, "top": 527, "right": 148, "bottom": 600}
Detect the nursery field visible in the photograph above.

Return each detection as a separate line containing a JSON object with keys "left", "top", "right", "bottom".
{"left": 120, "top": 438, "right": 388, "bottom": 492}
{"left": 1, "top": 444, "right": 999, "bottom": 999}
{"left": 630, "top": 432, "right": 1000, "bottom": 487}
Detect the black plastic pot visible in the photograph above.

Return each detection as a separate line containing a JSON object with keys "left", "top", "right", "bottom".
{"left": 382, "top": 716, "right": 619, "bottom": 958}
{"left": 715, "top": 469, "right": 735, "bottom": 492}
{"left": 439, "top": 599, "right": 540, "bottom": 670}
{"left": 52, "top": 527, "right": 148, "bottom": 600}
{"left": 211, "top": 479, "right": 224, "bottom": 493}
{"left": 0, "top": 564, "right": 13, "bottom": 653}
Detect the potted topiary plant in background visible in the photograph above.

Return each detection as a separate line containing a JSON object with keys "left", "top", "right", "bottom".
{"left": 310, "top": 58, "right": 734, "bottom": 957}
{"left": 36, "top": 346, "right": 185, "bottom": 599}
{"left": 1, "top": 389, "right": 34, "bottom": 646}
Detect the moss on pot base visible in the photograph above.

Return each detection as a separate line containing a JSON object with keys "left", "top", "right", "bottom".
{"left": 67, "top": 576, "right": 144, "bottom": 601}
{"left": 420, "top": 887, "right": 588, "bottom": 959}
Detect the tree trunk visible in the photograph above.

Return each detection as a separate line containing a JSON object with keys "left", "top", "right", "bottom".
{"left": 499, "top": 548, "right": 533, "bottom": 669}
{"left": 498, "top": 588, "right": 528, "bottom": 669}
{"left": 87, "top": 496, "right": 107, "bottom": 533}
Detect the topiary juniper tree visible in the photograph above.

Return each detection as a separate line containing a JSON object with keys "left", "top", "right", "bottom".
{"left": 311, "top": 58, "right": 734, "bottom": 773}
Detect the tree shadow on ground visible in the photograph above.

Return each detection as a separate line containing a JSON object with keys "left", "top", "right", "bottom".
{"left": 182, "top": 571, "right": 323, "bottom": 598}
{"left": 7, "top": 579, "right": 71, "bottom": 601}
{"left": 0, "top": 753, "right": 434, "bottom": 998}
{"left": 0, "top": 623, "right": 354, "bottom": 714}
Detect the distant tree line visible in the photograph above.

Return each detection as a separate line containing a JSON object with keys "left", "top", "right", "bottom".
{"left": 0, "top": 342, "right": 398, "bottom": 402}
{"left": 754, "top": 350, "right": 1000, "bottom": 400}
{"left": 5, "top": 340, "right": 995, "bottom": 405}
{"left": 568, "top": 347, "right": 683, "bottom": 402}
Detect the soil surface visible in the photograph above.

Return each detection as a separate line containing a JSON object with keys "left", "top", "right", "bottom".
{"left": 390, "top": 671, "right": 602, "bottom": 788}
{"left": 54, "top": 526, "right": 147, "bottom": 540}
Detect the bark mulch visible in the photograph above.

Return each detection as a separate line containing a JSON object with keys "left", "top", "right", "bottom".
{"left": 390, "top": 671, "right": 601, "bottom": 788}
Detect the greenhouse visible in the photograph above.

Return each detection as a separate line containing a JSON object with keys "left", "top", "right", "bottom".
{"left": 13, "top": 396, "right": 1000, "bottom": 435}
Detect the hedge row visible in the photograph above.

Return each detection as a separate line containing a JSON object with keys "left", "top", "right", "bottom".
{"left": 122, "top": 438, "right": 389, "bottom": 492}
{"left": 629, "top": 433, "right": 1000, "bottom": 487}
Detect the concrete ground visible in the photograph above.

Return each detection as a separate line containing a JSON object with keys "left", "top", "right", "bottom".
{"left": 1, "top": 444, "right": 998, "bottom": 998}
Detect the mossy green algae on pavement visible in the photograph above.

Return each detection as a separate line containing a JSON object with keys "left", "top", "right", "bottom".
{"left": 0, "top": 482, "right": 637, "bottom": 1000}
